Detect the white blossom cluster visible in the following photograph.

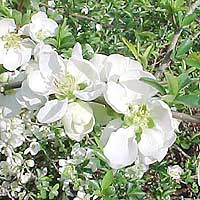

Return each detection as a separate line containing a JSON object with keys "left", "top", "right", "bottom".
{"left": 0, "top": 8, "right": 181, "bottom": 199}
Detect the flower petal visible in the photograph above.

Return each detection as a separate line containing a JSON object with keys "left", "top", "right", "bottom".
{"left": 100, "top": 119, "right": 122, "bottom": 147}
{"left": 0, "top": 18, "right": 16, "bottom": 36}
{"left": 104, "top": 81, "right": 130, "bottom": 114}
{"left": 3, "top": 48, "right": 22, "bottom": 71}
{"left": 37, "top": 99, "right": 68, "bottom": 123}
{"left": 103, "top": 127, "right": 138, "bottom": 169}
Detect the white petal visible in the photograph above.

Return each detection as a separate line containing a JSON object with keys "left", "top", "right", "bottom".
{"left": 74, "top": 81, "right": 105, "bottom": 101}
{"left": 3, "top": 48, "right": 22, "bottom": 71}
{"left": 100, "top": 119, "right": 122, "bottom": 147}
{"left": 16, "top": 80, "right": 46, "bottom": 110}
{"left": 72, "top": 42, "right": 83, "bottom": 59}
{"left": 103, "top": 127, "right": 138, "bottom": 169}
{"left": 69, "top": 58, "right": 100, "bottom": 81}
{"left": 37, "top": 99, "right": 68, "bottom": 123}
{"left": 148, "top": 100, "right": 173, "bottom": 133}
{"left": 104, "top": 81, "right": 129, "bottom": 114}
{"left": 39, "top": 50, "right": 64, "bottom": 79}
{"left": 120, "top": 70, "right": 157, "bottom": 103}
{"left": 27, "top": 70, "right": 50, "bottom": 95}
{"left": 104, "top": 54, "right": 143, "bottom": 82}
{"left": 0, "top": 18, "right": 16, "bottom": 36}
{"left": 138, "top": 127, "right": 165, "bottom": 157}
{"left": 0, "top": 93, "right": 21, "bottom": 118}
{"left": 31, "top": 11, "right": 47, "bottom": 23}
{"left": 90, "top": 54, "right": 107, "bottom": 81}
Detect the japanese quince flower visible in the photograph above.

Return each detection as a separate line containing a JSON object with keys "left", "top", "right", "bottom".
{"left": 91, "top": 54, "right": 157, "bottom": 114}
{"left": 101, "top": 100, "right": 177, "bottom": 169}
{"left": 167, "top": 165, "right": 183, "bottom": 181}
{"left": 62, "top": 101, "right": 95, "bottom": 142}
{"left": 21, "top": 11, "right": 58, "bottom": 42}
{"left": 0, "top": 18, "right": 33, "bottom": 71}
{"left": 27, "top": 43, "right": 102, "bottom": 124}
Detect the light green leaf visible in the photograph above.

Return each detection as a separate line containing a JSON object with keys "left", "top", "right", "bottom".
{"left": 181, "top": 13, "right": 196, "bottom": 27}
{"left": 185, "top": 52, "right": 200, "bottom": 68}
{"left": 165, "top": 72, "right": 179, "bottom": 96}
{"left": 121, "top": 37, "right": 140, "bottom": 61}
{"left": 102, "top": 170, "right": 113, "bottom": 190}
{"left": 175, "top": 0, "right": 185, "bottom": 8}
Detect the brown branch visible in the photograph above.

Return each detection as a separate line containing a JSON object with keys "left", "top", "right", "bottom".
{"left": 155, "top": 0, "right": 200, "bottom": 78}
{"left": 172, "top": 111, "right": 200, "bottom": 124}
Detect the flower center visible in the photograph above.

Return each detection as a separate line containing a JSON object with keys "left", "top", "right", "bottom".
{"left": 55, "top": 73, "right": 77, "bottom": 100}
{"left": 124, "top": 104, "right": 155, "bottom": 140}
{"left": 2, "top": 33, "right": 22, "bottom": 49}
{"left": 35, "top": 29, "right": 49, "bottom": 40}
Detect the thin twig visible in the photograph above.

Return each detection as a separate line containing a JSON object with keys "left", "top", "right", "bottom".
{"left": 155, "top": 0, "right": 200, "bottom": 77}
{"left": 174, "top": 144, "right": 191, "bottom": 159}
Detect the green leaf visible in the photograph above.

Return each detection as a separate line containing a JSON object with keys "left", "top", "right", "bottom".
{"left": 89, "top": 102, "right": 111, "bottom": 125}
{"left": 140, "top": 77, "right": 166, "bottom": 95}
{"left": 165, "top": 72, "right": 179, "bottom": 96}
{"left": 181, "top": 13, "right": 196, "bottom": 27}
{"left": 185, "top": 52, "right": 200, "bottom": 68}
{"left": 121, "top": 37, "right": 140, "bottom": 61}
{"left": 101, "top": 170, "right": 113, "bottom": 191}
{"left": 175, "top": 0, "right": 185, "bottom": 8}
{"left": 175, "top": 95, "right": 200, "bottom": 107}
{"left": 178, "top": 73, "right": 191, "bottom": 90}
{"left": 52, "top": 183, "right": 59, "bottom": 191}
{"left": 0, "top": 6, "right": 12, "bottom": 18}
{"left": 143, "top": 45, "right": 153, "bottom": 59}
{"left": 40, "top": 188, "right": 47, "bottom": 199}
{"left": 176, "top": 39, "right": 193, "bottom": 59}
{"left": 12, "top": 10, "right": 22, "bottom": 25}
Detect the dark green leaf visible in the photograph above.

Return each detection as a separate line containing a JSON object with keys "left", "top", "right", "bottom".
{"left": 176, "top": 39, "right": 193, "bottom": 59}
{"left": 175, "top": 95, "right": 200, "bottom": 107}
{"left": 178, "top": 73, "right": 191, "bottom": 90}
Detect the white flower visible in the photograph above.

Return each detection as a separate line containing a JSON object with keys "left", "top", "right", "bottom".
{"left": 91, "top": 54, "right": 157, "bottom": 114}
{"left": 101, "top": 99, "right": 177, "bottom": 169}
{"left": 24, "top": 141, "right": 40, "bottom": 156}
{"left": 27, "top": 43, "right": 102, "bottom": 123}
{"left": 125, "top": 158, "right": 149, "bottom": 179}
{"left": 101, "top": 119, "right": 138, "bottom": 169}
{"left": 0, "top": 18, "right": 33, "bottom": 71}
{"left": 167, "top": 165, "right": 183, "bottom": 181}
{"left": 137, "top": 100, "right": 176, "bottom": 165}
{"left": 20, "top": 11, "right": 58, "bottom": 42}
{"left": 62, "top": 101, "right": 95, "bottom": 141}
{"left": 95, "top": 24, "right": 102, "bottom": 32}
{"left": 48, "top": 0, "right": 55, "bottom": 8}
{"left": 74, "top": 191, "right": 91, "bottom": 200}
{"left": 81, "top": 6, "right": 89, "bottom": 15}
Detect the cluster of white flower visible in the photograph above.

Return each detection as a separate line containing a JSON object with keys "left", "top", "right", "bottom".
{"left": 0, "top": 10, "right": 179, "bottom": 178}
